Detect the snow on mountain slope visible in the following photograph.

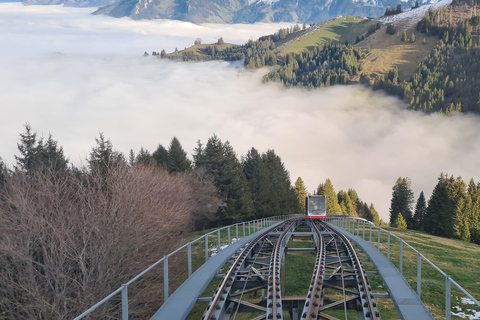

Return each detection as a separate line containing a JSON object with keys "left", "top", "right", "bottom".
{"left": 380, "top": 0, "right": 453, "bottom": 29}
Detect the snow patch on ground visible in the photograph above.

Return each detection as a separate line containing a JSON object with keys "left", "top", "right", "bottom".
{"left": 379, "top": 0, "right": 453, "bottom": 29}
{"left": 208, "top": 238, "right": 239, "bottom": 256}
{"left": 452, "top": 297, "right": 480, "bottom": 320}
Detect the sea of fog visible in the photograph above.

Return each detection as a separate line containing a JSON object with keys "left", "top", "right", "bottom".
{"left": 1, "top": 3, "right": 480, "bottom": 221}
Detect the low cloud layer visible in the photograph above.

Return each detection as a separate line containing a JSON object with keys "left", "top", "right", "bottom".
{"left": 1, "top": 3, "right": 480, "bottom": 220}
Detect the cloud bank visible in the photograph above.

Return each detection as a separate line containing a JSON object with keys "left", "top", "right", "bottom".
{"left": 1, "top": 3, "right": 480, "bottom": 220}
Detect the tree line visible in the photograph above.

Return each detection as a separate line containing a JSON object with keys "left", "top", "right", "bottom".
{"left": 314, "top": 178, "right": 382, "bottom": 225}
{"left": 389, "top": 175, "right": 480, "bottom": 245}
{"left": 0, "top": 124, "right": 382, "bottom": 318}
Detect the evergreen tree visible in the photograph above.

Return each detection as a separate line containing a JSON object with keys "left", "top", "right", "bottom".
{"left": 370, "top": 204, "right": 381, "bottom": 226}
{"left": 128, "top": 149, "right": 135, "bottom": 167}
{"left": 413, "top": 191, "right": 427, "bottom": 230}
{"left": 424, "top": 174, "right": 455, "bottom": 237}
{"left": 15, "top": 124, "right": 68, "bottom": 174}
{"left": 337, "top": 190, "right": 354, "bottom": 215}
{"left": 168, "top": 137, "right": 191, "bottom": 173}
{"left": 358, "top": 201, "right": 373, "bottom": 221}
{"left": 260, "top": 149, "right": 297, "bottom": 217}
{"left": 294, "top": 177, "right": 308, "bottom": 213}
{"left": 243, "top": 147, "right": 266, "bottom": 217}
{"left": 389, "top": 177, "right": 414, "bottom": 228}
{"left": 152, "top": 144, "right": 169, "bottom": 170}
{"left": 135, "top": 147, "right": 152, "bottom": 166}
{"left": 348, "top": 188, "right": 359, "bottom": 214}
{"left": 317, "top": 179, "right": 340, "bottom": 215}
{"left": 88, "top": 133, "right": 125, "bottom": 175}
{"left": 453, "top": 197, "right": 471, "bottom": 242}
{"left": 15, "top": 123, "right": 40, "bottom": 173}
{"left": 395, "top": 213, "right": 408, "bottom": 229}
{"left": 410, "top": 33, "right": 416, "bottom": 43}
{"left": 401, "top": 31, "right": 408, "bottom": 41}
{"left": 198, "top": 135, "right": 253, "bottom": 224}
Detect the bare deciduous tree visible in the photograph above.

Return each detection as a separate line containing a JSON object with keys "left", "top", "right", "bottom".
{"left": 0, "top": 164, "right": 219, "bottom": 319}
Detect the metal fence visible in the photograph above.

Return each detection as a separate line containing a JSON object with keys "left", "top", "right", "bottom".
{"left": 74, "top": 214, "right": 302, "bottom": 320}
{"left": 328, "top": 216, "right": 480, "bottom": 320}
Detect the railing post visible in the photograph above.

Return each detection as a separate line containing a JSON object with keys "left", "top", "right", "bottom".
{"left": 121, "top": 284, "right": 128, "bottom": 320}
{"left": 387, "top": 232, "right": 391, "bottom": 260}
{"left": 369, "top": 224, "right": 372, "bottom": 244}
{"left": 363, "top": 222, "right": 365, "bottom": 239}
{"left": 243, "top": 222, "right": 245, "bottom": 237}
{"left": 446, "top": 275, "right": 451, "bottom": 320}
{"left": 205, "top": 235, "right": 209, "bottom": 262}
{"left": 188, "top": 242, "right": 192, "bottom": 277}
{"left": 164, "top": 256, "right": 169, "bottom": 300}
{"left": 377, "top": 228, "right": 381, "bottom": 250}
{"left": 357, "top": 221, "right": 360, "bottom": 236}
{"left": 228, "top": 226, "right": 231, "bottom": 244}
{"left": 417, "top": 252, "right": 422, "bottom": 297}
{"left": 400, "top": 240, "right": 403, "bottom": 274}
{"left": 248, "top": 222, "right": 251, "bottom": 235}
{"left": 217, "top": 229, "right": 221, "bottom": 252}
{"left": 236, "top": 224, "right": 238, "bottom": 241}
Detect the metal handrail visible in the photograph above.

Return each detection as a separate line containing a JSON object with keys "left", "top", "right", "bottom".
{"left": 327, "top": 216, "right": 480, "bottom": 320}
{"left": 74, "top": 213, "right": 303, "bottom": 320}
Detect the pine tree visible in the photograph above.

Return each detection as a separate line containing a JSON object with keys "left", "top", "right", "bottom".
{"left": 317, "top": 179, "right": 340, "bottom": 215}
{"left": 198, "top": 135, "right": 254, "bottom": 224}
{"left": 243, "top": 147, "right": 265, "bottom": 217}
{"left": 135, "top": 147, "right": 151, "bottom": 166}
{"left": 424, "top": 174, "right": 455, "bottom": 237}
{"left": 410, "top": 33, "right": 416, "bottom": 43}
{"left": 401, "top": 31, "right": 408, "bottom": 41}
{"left": 294, "top": 177, "right": 308, "bottom": 213}
{"left": 337, "top": 190, "right": 354, "bottom": 215}
{"left": 453, "top": 197, "right": 471, "bottom": 242}
{"left": 395, "top": 213, "right": 408, "bottom": 229}
{"left": 370, "top": 204, "right": 381, "bottom": 226}
{"left": 88, "top": 133, "right": 125, "bottom": 175}
{"left": 413, "top": 191, "right": 427, "bottom": 230}
{"left": 348, "top": 188, "right": 359, "bottom": 214}
{"left": 152, "top": 144, "right": 169, "bottom": 170}
{"left": 389, "top": 177, "right": 414, "bottom": 228}
{"left": 260, "top": 149, "right": 297, "bottom": 217}
{"left": 15, "top": 124, "right": 68, "bottom": 174}
{"left": 168, "top": 137, "right": 191, "bottom": 173}
{"left": 15, "top": 123, "right": 39, "bottom": 173}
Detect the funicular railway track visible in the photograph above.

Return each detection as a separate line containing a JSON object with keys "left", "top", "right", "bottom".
{"left": 201, "top": 218, "right": 380, "bottom": 320}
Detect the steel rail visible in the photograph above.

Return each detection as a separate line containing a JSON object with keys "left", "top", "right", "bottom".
{"left": 301, "top": 220, "right": 326, "bottom": 319}
{"left": 329, "top": 224, "right": 349, "bottom": 319}
{"left": 202, "top": 220, "right": 292, "bottom": 320}
{"left": 322, "top": 222, "right": 380, "bottom": 320}
{"left": 267, "top": 220, "right": 296, "bottom": 320}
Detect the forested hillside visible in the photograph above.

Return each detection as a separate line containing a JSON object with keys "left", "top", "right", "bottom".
{"left": 375, "top": 4, "right": 480, "bottom": 113}
{"left": 156, "top": 0, "right": 480, "bottom": 115}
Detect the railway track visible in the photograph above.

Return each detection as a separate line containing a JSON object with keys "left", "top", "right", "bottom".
{"left": 201, "top": 218, "right": 380, "bottom": 320}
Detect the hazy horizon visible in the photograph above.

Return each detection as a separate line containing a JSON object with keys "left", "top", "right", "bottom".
{"left": 2, "top": 3, "right": 480, "bottom": 221}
